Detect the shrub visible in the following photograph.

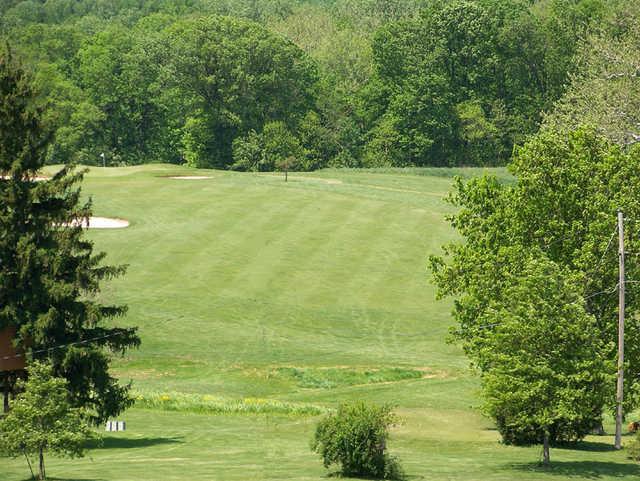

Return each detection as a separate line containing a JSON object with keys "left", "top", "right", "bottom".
{"left": 311, "top": 402, "right": 403, "bottom": 479}
{"left": 231, "top": 122, "right": 303, "bottom": 172}
{"left": 628, "top": 431, "right": 640, "bottom": 461}
{"left": 0, "top": 362, "right": 97, "bottom": 480}
{"left": 231, "top": 130, "right": 263, "bottom": 171}
{"left": 262, "top": 121, "right": 303, "bottom": 171}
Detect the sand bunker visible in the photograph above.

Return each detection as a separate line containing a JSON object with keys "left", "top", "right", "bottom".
{"left": 65, "top": 217, "right": 130, "bottom": 229}
{"left": 168, "top": 176, "right": 213, "bottom": 180}
{"left": 1, "top": 175, "right": 50, "bottom": 182}
{"left": 88, "top": 217, "right": 129, "bottom": 228}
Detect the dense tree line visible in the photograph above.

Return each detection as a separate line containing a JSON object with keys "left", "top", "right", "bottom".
{"left": 0, "top": 0, "right": 634, "bottom": 169}
{"left": 543, "top": 3, "right": 640, "bottom": 147}
{"left": 429, "top": 2, "right": 640, "bottom": 457}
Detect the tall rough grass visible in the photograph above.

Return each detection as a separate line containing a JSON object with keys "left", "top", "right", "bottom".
{"left": 134, "top": 391, "right": 326, "bottom": 416}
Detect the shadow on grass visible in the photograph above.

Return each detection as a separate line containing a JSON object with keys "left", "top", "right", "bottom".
{"left": 88, "top": 436, "right": 183, "bottom": 449}
{"left": 555, "top": 441, "right": 618, "bottom": 453}
{"left": 20, "top": 478, "right": 104, "bottom": 481}
{"left": 325, "top": 470, "right": 421, "bottom": 481}
{"left": 509, "top": 461, "right": 640, "bottom": 478}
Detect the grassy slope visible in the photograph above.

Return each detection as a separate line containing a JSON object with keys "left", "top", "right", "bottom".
{"left": 3, "top": 165, "right": 638, "bottom": 480}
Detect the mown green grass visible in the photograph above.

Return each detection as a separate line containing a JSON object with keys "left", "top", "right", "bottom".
{"left": 2, "top": 165, "right": 638, "bottom": 480}
{"left": 271, "top": 366, "right": 423, "bottom": 389}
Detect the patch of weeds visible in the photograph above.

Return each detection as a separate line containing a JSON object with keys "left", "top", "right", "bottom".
{"left": 272, "top": 367, "right": 422, "bottom": 389}
{"left": 133, "top": 391, "right": 326, "bottom": 416}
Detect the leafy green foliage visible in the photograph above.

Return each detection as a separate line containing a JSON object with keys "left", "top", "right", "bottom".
{"left": 362, "top": 0, "right": 619, "bottom": 166}
{"left": 0, "top": 361, "right": 97, "bottom": 480}
{"left": 263, "top": 121, "right": 304, "bottom": 173}
{"left": 166, "top": 15, "right": 318, "bottom": 168}
{"left": 431, "top": 126, "right": 640, "bottom": 442}
{"left": 312, "top": 402, "right": 403, "bottom": 479}
{"left": 3, "top": 0, "right": 633, "bottom": 169}
{"left": 0, "top": 50, "right": 139, "bottom": 422}
{"left": 231, "top": 129, "right": 264, "bottom": 171}
{"left": 628, "top": 430, "right": 640, "bottom": 461}
{"left": 543, "top": 7, "right": 640, "bottom": 147}
{"left": 231, "top": 121, "right": 304, "bottom": 172}
{"left": 479, "top": 258, "right": 609, "bottom": 449}
{"left": 74, "top": 22, "right": 177, "bottom": 165}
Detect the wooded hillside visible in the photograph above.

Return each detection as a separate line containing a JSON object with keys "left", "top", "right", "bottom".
{"left": 1, "top": 0, "right": 636, "bottom": 168}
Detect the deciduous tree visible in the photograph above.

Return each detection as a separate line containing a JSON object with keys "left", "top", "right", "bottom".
{"left": 166, "top": 15, "right": 318, "bottom": 168}
{"left": 431, "top": 126, "right": 640, "bottom": 441}
{"left": 478, "top": 257, "right": 609, "bottom": 461}
{"left": 0, "top": 361, "right": 97, "bottom": 480}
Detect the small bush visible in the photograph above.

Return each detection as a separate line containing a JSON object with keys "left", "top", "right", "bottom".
{"left": 311, "top": 402, "right": 403, "bottom": 479}
{"left": 628, "top": 431, "right": 640, "bottom": 461}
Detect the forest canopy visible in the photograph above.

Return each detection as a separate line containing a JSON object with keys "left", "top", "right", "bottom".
{"left": 1, "top": 0, "right": 636, "bottom": 169}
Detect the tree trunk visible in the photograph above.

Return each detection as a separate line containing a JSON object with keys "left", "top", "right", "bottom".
{"left": 23, "top": 448, "right": 35, "bottom": 480}
{"left": 542, "top": 433, "right": 550, "bottom": 466}
{"left": 591, "top": 421, "right": 605, "bottom": 435}
{"left": 38, "top": 447, "right": 45, "bottom": 480}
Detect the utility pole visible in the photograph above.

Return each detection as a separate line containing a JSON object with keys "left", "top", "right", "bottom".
{"left": 615, "top": 210, "right": 625, "bottom": 449}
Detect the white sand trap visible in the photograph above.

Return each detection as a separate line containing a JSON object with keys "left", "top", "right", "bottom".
{"left": 64, "top": 217, "right": 130, "bottom": 229}
{"left": 88, "top": 217, "right": 129, "bottom": 228}
{"left": 168, "top": 176, "right": 213, "bottom": 180}
{"left": 1, "top": 175, "right": 50, "bottom": 182}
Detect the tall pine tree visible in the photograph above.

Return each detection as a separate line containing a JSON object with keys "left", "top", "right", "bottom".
{"left": 0, "top": 48, "right": 139, "bottom": 422}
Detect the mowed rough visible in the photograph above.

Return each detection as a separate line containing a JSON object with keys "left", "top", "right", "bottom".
{"left": 3, "top": 165, "right": 637, "bottom": 481}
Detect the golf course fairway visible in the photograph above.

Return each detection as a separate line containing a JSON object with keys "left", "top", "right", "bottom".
{"left": 3, "top": 165, "right": 637, "bottom": 480}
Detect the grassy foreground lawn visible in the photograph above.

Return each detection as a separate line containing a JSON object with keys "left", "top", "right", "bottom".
{"left": 2, "top": 165, "right": 638, "bottom": 480}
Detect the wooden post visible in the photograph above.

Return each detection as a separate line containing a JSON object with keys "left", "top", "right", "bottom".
{"left": 614, "top": 210, "right": 625, "bottom": 449}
